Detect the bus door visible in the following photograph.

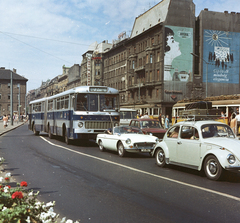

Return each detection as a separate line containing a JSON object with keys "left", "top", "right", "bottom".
{"left": 43, "top": 101, "right": 48, "bottom": 132}
{"left": 69, "top": 94, "right": 75, "bottom": 138}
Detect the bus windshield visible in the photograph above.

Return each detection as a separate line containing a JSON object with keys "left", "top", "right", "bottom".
{"left": 100, "top": 94, "right": 118, "bottom": 111}
{"left": 76, "top": 93, "right": 118, "bottom": 111}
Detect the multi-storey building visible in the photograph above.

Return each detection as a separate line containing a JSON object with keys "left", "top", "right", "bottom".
{"left": 0, "top": 67, "right": 28, "bottom": 116}
{"left": 81, "top": 40, "right": 112, "bottom": 86}
{"left": 103, "top": 0, "right": 195, "bottom": 116}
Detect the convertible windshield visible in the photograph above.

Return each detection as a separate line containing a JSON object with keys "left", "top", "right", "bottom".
{"left": 113, "top": 126, "right": 143, "bottom": 134}
{"left": 201, "top": 124, "right": 235, "bottom": 139}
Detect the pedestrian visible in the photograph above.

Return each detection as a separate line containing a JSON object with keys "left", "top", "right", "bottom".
{"left": 141, "top": 112, "right": 150, "bottom": 119}
{"left": 3, "top": 115, "right": 8, "bottom": 128}
{"left": 230, "top": 113, "right": 237, "bottom": 135}
{"left": 165, "top": 115, "right": 170, "bottom": 129}
{"left": 158, "top": 113, "right": 163, "bottom": 128}
{"left": 235, "top": 112, "right": 240, "bottom": 135}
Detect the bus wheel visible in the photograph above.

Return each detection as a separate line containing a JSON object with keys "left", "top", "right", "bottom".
{"left": 33, "top": 124, "right": 39, "bottom": 136}
{"left": 64, "top": 128, "right": 70, "bottom": 145}
{"left": 48, "top": 126, "right": 53, "bottom": 139}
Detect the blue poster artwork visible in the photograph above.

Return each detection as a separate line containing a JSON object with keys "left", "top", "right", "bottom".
{"left": 203, "top": 30, "right": 240, "bottom": 84}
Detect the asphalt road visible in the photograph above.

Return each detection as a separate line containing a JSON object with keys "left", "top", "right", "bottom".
{"left": 1, "top": 124, "right": 240, "bottom": 222}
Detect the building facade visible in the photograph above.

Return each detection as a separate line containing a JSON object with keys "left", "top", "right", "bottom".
{"left": 103, "top": 0, "right": 196, "bottom": 117}
{"left": 0, "top": 68, "right": 28, "bottom": 116}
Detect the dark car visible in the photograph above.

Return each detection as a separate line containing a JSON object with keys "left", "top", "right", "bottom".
{"left": 129, "top": 118, "right": 167, "bottom": 139}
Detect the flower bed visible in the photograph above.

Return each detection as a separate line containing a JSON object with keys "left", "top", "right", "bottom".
{"left": 0, "top": 157, "right": 79, "bottom": 223}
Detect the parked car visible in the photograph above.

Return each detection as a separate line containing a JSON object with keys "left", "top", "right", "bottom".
{"left": 96, "top": 125, "right": 160, "bottom": 157}
{"left": 152, "top": 120, "right": 240, "bottom": 180}
{"left": 129, "top": 118, "right": 167, "bottom": 139}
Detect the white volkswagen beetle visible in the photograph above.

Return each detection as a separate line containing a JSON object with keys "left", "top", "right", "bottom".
{"left": 152, "top": 120, "right": 240, "bottom": 180}
{"left": 96, "top": 125, "right": 160, "bottom": 157}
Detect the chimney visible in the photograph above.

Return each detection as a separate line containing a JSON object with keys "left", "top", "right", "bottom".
{"left": 224, "top": 11, "right": 228, "bottom": 14}
{"left": 13, "top": 68, "right": 17, "bottom": 73}
{"left": 204, "top": 8, "right": 208, "bottom": 11}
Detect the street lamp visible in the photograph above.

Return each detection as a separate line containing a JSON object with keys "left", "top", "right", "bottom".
{"left": 191, "top": 53, "right": 209, "bottom": 98}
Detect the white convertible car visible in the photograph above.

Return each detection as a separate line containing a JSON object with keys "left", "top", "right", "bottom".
{"left": 96, "top": 126, "right": 160, "bottom": 157}
{"left": 152, "top": 120, "right": 240, "bottom": 180}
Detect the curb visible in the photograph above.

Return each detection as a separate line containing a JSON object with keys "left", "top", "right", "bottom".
{"left": 0, "top": 121, "right": 26, "bottom": 136}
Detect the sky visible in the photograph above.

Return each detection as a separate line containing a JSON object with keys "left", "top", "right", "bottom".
{"left": 0, "top": 0, "right": 239, "bottom": 92}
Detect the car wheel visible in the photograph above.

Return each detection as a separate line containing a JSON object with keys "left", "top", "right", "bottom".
{"left": 155, "top": 148, "right": 166, "bottom": 167}
{"left": 48, "top": 126, "right": 53, "bottom": 139}
{"left": 117, "top": 141, "right": 126, "bottom": 157}
{"left": 99, "top": 140, "right": 105, "bottom": 152}
{"left": 204, "top": 155, "right": 223, "bottom": 181}
{"left": 33, "top": 124, "right": 39, "bottom": 136}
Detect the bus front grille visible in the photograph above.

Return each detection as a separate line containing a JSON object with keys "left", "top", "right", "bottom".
{"left": 85, "top": 121, "right": 112, "bottom": 129}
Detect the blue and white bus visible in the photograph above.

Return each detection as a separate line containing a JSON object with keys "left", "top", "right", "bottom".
{"left": 28, "top": 86, "right": 120, "bottom": 144}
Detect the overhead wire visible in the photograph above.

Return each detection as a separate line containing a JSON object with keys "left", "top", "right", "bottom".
{"left": 0, "top": 31, "right": 88, "bottom": 64}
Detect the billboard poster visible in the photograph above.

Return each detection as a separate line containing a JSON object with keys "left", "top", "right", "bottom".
{"left": 164, "top": 25, "right": 193, "bottom": 82}
{"left": 203, "top": 29, "right": 240, "bottom": 84}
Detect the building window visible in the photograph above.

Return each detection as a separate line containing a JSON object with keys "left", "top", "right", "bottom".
{"left": 0, "top": 94, "right": 1, "bottom": 99}
{"left": 157, "top": 70, "right": 160, "bottom": 81}
{"left": 132, "top": 61, "right": 135, "bottom": 69}
{"left": 157, "top": 52, "right": 160, "bottom": 62}
{"left": 151, "top": 38, "right": 154, "bottom": 46}
{"left": 8, "top": 94, "right": 10, "bottom": 100}
{"left": 8, "top": 83, "right": 10, "bottom": 88}
{"left": 150, "top": 54, "right": 153, "bottom": 63}
{"left": 146, "top": 54, "right": 148, "bottom": 64}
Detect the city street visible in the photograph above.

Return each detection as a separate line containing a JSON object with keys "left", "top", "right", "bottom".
{"left": 1, "top": 124, "right": 240, "bottom": 222}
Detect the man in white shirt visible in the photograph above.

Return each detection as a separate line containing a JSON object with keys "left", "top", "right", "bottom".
{"left": 235, "top": 112, "right": 240, "bottom": 135}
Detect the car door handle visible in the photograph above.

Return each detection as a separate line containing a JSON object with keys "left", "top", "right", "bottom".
{"left": 177, "top": 141, "right": 182, "bottom": 145}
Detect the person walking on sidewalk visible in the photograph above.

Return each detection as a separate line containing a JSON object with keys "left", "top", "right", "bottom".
{"left": 3, "top": 115, "right": 8, "bottom": 128}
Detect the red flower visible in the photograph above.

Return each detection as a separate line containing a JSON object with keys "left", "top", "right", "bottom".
{"left": 6, "top": 185, "right": 11, "bottom": 189}
{"left": 5, "top": 177, "right": 9, "bottom": 181}
{"left": 20, "top": 181, "right": 28, "bottom": 187}
{"left": 12, "top": 191, "right": 23, "bottom": 199}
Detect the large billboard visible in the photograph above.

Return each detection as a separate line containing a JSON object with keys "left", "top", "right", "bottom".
{"left": 203, "top": 29, "right": 240, "bottom": 84}
{"left": 164, "top": 25, "right": 193, "bottom": 82}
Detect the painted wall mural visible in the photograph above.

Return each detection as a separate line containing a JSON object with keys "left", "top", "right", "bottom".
{"left": 164, "top": 25, "right": 193, "bottom": 82}
{"left": 203, "top": 30, "right": 240, "bottom": 84}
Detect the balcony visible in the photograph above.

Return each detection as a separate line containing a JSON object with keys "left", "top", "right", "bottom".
{"left": 134, "top": 66, "right": 145, "bottom": 72}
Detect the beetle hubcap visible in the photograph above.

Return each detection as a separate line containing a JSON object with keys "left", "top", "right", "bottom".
{"left": 209, "top": 161, "right": 217, "bottom": 174}
{"left": 158, "top": 151, "right": 164, "bottom": 163}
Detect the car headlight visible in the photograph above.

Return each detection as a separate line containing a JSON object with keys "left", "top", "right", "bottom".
{"left": 227, "top": 154, "right": 236, "bottom": 164}
{"left": 125, "top": 138, "right": 131, "bottom": 144}
{"left": 155, "top": 138, "right": 160, "bottom": 143}
{"left": 78, "top": 122, "right": 83, "bottom": 128}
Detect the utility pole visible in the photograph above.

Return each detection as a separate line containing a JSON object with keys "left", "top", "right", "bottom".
{"left": 10, "top": 71, "right": 13, "bottom": 125}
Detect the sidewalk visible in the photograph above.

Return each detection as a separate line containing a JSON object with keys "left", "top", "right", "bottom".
{"left": 0, "top": 120, "right": 26, "bottom": 136}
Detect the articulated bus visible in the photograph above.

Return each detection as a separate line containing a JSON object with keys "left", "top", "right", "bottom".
{"left": 172, "top": 96, "right": 240, "bottom": 125}
{"left": 28, "top": 86, "right": 120, "bottom": 144}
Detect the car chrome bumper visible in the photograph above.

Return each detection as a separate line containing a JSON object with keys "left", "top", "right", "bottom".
{"left": 225, "top": 166, "right": 240, "bottom": 172}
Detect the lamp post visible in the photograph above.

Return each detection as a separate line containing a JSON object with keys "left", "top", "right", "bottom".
{"left": 191, "top": 53, "right": 209, "bottom": 98}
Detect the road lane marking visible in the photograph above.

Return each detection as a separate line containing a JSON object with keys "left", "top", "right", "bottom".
{"left": 40, "top": 136, "right": 240, "bottom": 202}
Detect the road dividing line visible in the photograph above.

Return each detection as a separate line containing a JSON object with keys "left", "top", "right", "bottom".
{"left": 40, "top": 136, "right": 240, "bottom": 202}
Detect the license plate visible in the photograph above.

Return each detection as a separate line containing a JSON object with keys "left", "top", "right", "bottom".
{"left": 141, "top": 149, "right": 151, "bottom": 152}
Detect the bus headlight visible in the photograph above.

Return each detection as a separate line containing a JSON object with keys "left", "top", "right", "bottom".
{"left": 125, "top": 138, "right": 131, "bottom": 144}
{"left": 78, "top": 122, "right": 83, "bottom": 128}
{"left": 227, "top": 154, "right": 236, "bottom": 164}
